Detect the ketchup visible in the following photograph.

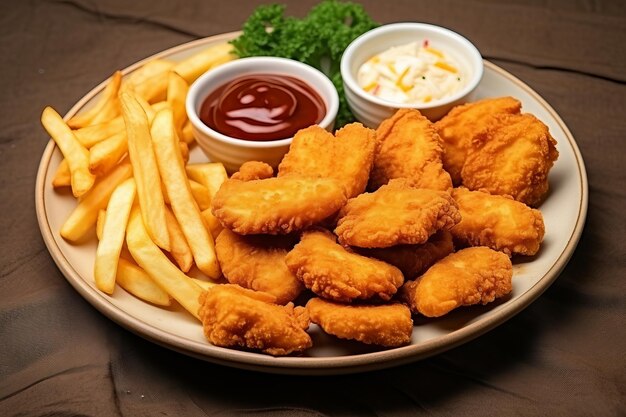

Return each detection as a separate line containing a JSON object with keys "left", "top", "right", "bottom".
{"left": 199, "top": 74, "right": 326, "bottom": 141}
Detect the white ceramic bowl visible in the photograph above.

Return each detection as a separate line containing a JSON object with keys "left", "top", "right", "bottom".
{"left": 186, "top": 57, "right": 339, "bottom": 173}
{"left": 340, "top": 22, "right": 483, "bottom": 126}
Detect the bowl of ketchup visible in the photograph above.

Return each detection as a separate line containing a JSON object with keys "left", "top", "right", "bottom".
{"left": 187, "top": 57, "right": 339, "bottom": 173}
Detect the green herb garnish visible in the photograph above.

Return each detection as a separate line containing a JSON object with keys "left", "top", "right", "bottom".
{"left": 230, "top": 1, "right": 378, "bottom": 128}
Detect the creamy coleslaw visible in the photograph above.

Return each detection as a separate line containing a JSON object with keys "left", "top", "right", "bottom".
{"left": 357, "top": 40, "right": 466, "bottom": 105}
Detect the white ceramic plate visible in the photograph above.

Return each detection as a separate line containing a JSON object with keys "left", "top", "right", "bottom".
{"left": 36, "top": 32, "right": 588, "bottom": 375}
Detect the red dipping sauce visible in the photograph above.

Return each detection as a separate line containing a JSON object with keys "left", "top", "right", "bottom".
{"left": 199, "top": 74, "right": 326, "bottom": 141}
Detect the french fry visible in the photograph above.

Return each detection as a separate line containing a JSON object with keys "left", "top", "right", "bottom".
{"left": 68, "top": 71, "right": 123, "bottom": 129}
{"left": 180, "top": 119, "right": 195, "bottom": 144}
{"left": 185, "top": 162, "right": 228, "bottom": 198}
{"left": 88, "top": 131, "right": 127, "bottom": 176}
{"left": 163, "top": 179, "right": 211, "bottom": 211}
{"left": 42, "top": 106, "right": 96, "bottom": 197}
{"left": 151, "top": 100, "right": 170, "bottom": 114}
{"left": 126, "top": 59, "right": 174, "bottom": 88}
{"left": 167, "top": 71, "right": 189, "bottom": 137}
{"left": 188, "top": 180, "right": 210, "bottom": 210}
{"left": 132, "top": 72, "right": 169, "bottom": 104}
{"left": 190, "top": 278, "right": 217, "bottom": 291}
{"left": 172, "top": 42, "right": 236, "bottom": 84}
{"left": 61, "top": 160, "right": 133, "bottom": 242}
{"left": 201, "top": 207, "right": 223, "bottom": 240}
{"left": 96, "top": 209, "right": 106, "bottom": 241}
{"left": 116, "top": 257, "right": 172, "bottom": 306}
{"left": 135, "top": 94, "right": 158, "bottom": 122}
{"left": 94, "top": 178, "right": 136, "bottom": 295}
{"left": 126, "top": 208, "right": 202, "bottom": 319}
{"left": 74, "top": 116, "right": 125, "bottom": 148}
{"left": 52, "top": 51, "right": 240, "bottom": 314}
{"left": 150, "top": 107, "right": 220, "bottom": 278}
{"left": 52, "top": 159, "right": 71, "bottom": 188}
{"left": 120, "top": 91, "right": 170, "bottom": 251}
{"left": 164, "top": 206, "right": 194, "bottom": 272}
{"left": 179, "top": 140, "right": 189, "bottom": 165}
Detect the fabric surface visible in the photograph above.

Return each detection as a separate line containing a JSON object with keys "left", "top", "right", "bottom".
{"left": 1, "top": 0, "right": 625, "bottom": 416}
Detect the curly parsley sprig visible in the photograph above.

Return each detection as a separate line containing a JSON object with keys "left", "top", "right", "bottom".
{"left": 230, "top": 1, "right": 379, "bottom": 128}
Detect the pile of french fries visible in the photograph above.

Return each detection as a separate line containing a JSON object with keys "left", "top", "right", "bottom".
{"left": 41, "top": 42, "right": 236, "bottom": 319}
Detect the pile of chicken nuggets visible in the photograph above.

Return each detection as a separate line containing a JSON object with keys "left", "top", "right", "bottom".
{"left": 198, "top": 96, "right": 559, "bottom": 356}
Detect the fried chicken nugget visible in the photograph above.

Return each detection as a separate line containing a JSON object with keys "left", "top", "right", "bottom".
{"left": 278, "top": 123, "right": 376, "bottom": 198}
{"left": 435, "top": 96, "right": 522, "bottom": 185}
{"left": 357, "top": 230, "right": 454, "bottom": 280}
{"left": 307, "top": 298, "right": 413, "bottom": 347}
{"left": 198, "top": 284, "right": 312, "bottom": 356}
{"left": 216, "top": 229, "right": 303, "bottom": 304}
{"left": 211, "top": 176, "right": 347, "bottom": 235}
{"left": 231, "top": 161, "right": 274, "bottom": 181}
{"left": 369, "top": 109, "right": 452, "bottom": 191}
{"left": 460, "top": 113, "right": 559, "bottom": 207}
{"left": 335, "top": 179, "right": 461, "bottom": 248}
{"left": 451, "top": 187, "right": 545, "bottom": 256}
{"left": 400, "top": 247, "right": 513, "bottom": 317}
{"left": 285, "top": 229, "right": 404, "bottom": 302}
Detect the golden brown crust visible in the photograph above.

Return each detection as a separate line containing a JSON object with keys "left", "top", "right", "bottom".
{"left": 357, "top": 230, "right": 454, "bottom": 280}
{"left": 215, "top": 229, "right": 303, "bottom": 304}
{"left": 277, "top": 123, "right": 376, "bottom": 198}
{"left": 335, "top": 180, "right": 461, "bottom": 248}
{"left": 451, "top": 187, "right": 545, "bottom": 256}
{"left": 435, "top": 96, "right": 522, "bottom": 184}
{"left": 369, "top": 109, "right": 452, "bottom": 191}
{"left": 285, "top": 228, "right": 404, "bottom": 302}
{"left": 307, "top": 298, "right": 413, "bottom": 347}
{"left": 211, "top": 176, "right": 347, "bottom": 235}
{"left": 399, "top": 247, "right": 513, "bottom": 317}
{"left": 459, "top": 113, "right": 559, "bottom": 207}
{"left": 231, "top": 161, "right": 274, "bottom": 181}
{"left": 198, "top": 284, "right": 312, "bottom": 356}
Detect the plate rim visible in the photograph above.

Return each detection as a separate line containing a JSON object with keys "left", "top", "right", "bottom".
{"left": 35, "top": 33, "right": 589, "bottom": 375}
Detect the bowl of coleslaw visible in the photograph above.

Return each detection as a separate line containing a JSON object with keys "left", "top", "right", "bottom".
{"left": 340, "top": 22, "right": 483, "bottom": 126}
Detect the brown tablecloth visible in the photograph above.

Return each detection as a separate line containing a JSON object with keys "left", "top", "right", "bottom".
{"left": 1, "top": 0, "right": 624, "bottom": 416}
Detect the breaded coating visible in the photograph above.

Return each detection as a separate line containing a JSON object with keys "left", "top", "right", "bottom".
{"left": 198, "top": 284, "right": 312, "bottom": 356}
{"left": 215, "top": 229, "right": 303, "bottom": 304}
{"left": 369, "top": 109, "right": 452, "bottom": 191}
{"left": 307, "top": 298, "right": 413, "bottom": 347}
{"left": 211, "top": 176, "right": 347, "bottom": 235}
{"left": 451, "top": 187, "right": 545, "bottom": 256}
{"left": 285, "top": 229, "right": 404, "bottom": 302}
{"left": 400, "top": 247, "right": 513, "bottom": 317}
{"left": 357, "top": 230, "right": 454, "bottom": 280}
{"left": 278, "top": 123, "right": 376, "bottom": 198}
{"left": 460, "top": 113, "right": 559, "bottom": 207}
{"left": 231, "top": 161, "right": 274, "bottom": 181}
{"left": 435, "top": 96, "right": 522, "bottom": 184}
{"left": 335, "top": 179, "right": 461, "bottom": 248}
